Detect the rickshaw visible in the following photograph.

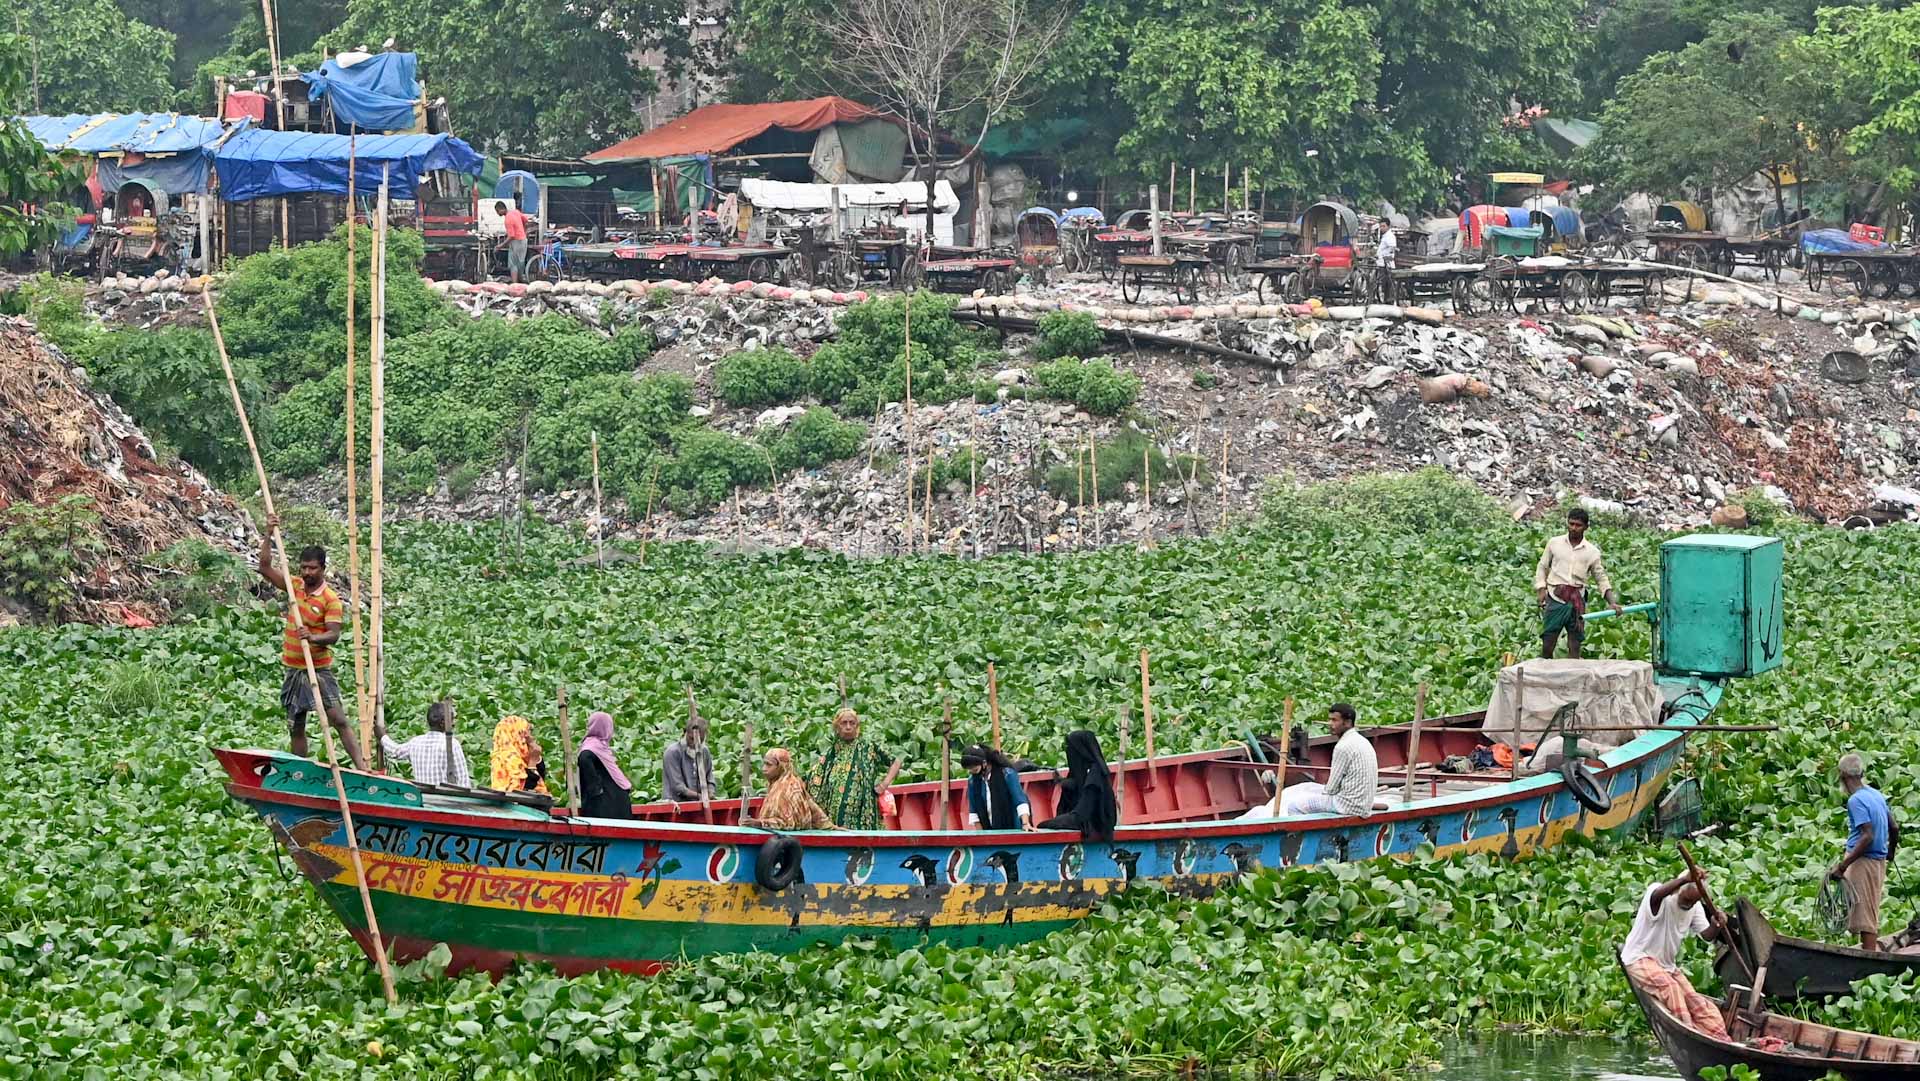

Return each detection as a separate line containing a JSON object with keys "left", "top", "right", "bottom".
{"left": 102, "top": 180, "right": 181, "bottom": 276}
{"left": 1015, "top": 207, "right": 1062, "bottom": 283}
{"left": 1284, "top": 200, "right": 1378, "bottom": 302}
{"left": 1409, "top": 217, "right": 1460, "bottom": 258}
{"left": 47, "top": 183, "right": 110, "bottom": 279}
{"left": 1058, "top": 206, "right": 1105, "bottom": 274}
{"left": 1530, "top": 207, "right": 1584, "bottom": 253}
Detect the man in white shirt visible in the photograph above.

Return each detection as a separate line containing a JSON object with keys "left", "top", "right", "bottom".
{"left": 1269, "top": 704, "right": 1378, "bottom": 817}
{"left": 1375, "top": 224, "right": 1398, "bottom": 267}
{"left": 1620, "top": 871, "right": 1730, "bottom": 1041}
{"left": 1534, "top": 508, "right": 1623, "bottom": 659}
{"left": 378, "top": 700, "right": 471, "bottom": 787}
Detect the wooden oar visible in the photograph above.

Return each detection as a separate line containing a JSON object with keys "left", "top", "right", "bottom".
{"left": 686, "top": 686, "right": 713, "bottom": 822}
{"left": 1139, "top": 649, "right": 1158, "bottom": 791}
{"left": 557, "top": 685, "right": 578, "bottom": 814}
{"left": 206, "top": 291, "right": 396, "bottom": 1005}
{"left": 1679, "top": 840, "right": 1754, "bottom": 984}
{"left": 1403, "top": 683, "right": 1428, "bottom": 805}
{"left": 740, "top": 719, "right": 755, "bottom": 825}
{"left": 1116, "top": 702, "right": 1130, "bottom": 825}
{"left": 987, "top": 662, "right": 1001, "bottom": 750}
{"left": 1269, "top": 697, "right": 1294, "bottom": 814}
{"left": 939, "top": 698, "right": 953, "bottom": 830}
{"left": 1399, "top": 723, "right": 1778, "bottom": 735}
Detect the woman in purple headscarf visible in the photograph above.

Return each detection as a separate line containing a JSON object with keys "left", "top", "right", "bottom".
{"left": 576, "top": 711, "right": 633, "bottom": 818}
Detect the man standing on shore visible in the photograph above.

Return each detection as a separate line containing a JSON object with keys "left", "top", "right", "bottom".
{"left": 258, "top": 515, "right": 365, "bottom": 768}
{"left": 497, "top": 200, "right": 530, "bottom": 284}
{"left": 1831, "top": 752, "right": 1893, "bottom": 951}
{"left": 1534, "top": 508, "right": 1623, "bottom": 658}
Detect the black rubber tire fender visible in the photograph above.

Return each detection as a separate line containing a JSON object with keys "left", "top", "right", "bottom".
{"left": 1564, "top": 760, "right": 1613, "bottom": 816}
{"left": 755, "top": 835, "right": 804, "bottom": 892}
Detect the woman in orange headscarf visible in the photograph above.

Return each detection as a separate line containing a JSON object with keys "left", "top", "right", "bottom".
{"left": 489, "top": 715, "right": 550, "bottom": 795}
{"left": 744, "top": 748, "right": 837, "bottom": 830}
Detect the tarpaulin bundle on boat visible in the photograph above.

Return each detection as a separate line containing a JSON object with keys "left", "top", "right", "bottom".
{"left": 213, "top": 129, "right": 484, "bottom": 201}
{"left": 1486, "top": 659, "right": 1660, "bottom": 754}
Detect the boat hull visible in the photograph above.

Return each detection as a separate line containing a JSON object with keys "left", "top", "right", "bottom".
{"left": 222, "top": 710, "right": 1690, "bottom": 976}
{"left": 1716, "top": 897, "right": 1920, "bottom": 1001}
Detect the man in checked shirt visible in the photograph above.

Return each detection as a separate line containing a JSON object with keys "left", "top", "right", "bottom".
{"left": 378, "top": 700, "right": 472, "bottom": 787}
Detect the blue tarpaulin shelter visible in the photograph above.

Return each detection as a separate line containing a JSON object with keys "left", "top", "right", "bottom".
{"left": 301, "top": 53, "right": 422, "bottom": 133}
{"left": 20, "top": 113, "right": 235, "bottom": 194}
{"left": 213, "top": 129, "right": 484, "bottom": 201}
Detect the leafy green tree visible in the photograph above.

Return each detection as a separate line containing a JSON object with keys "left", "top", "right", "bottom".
{"left": 1581, "top": 14, "right": 1814, "bottom": 222}
{"left": 0, "top": 36, "right": 80, "bottom": 257}
{"left": 1798, "top": 5, "right": 1920, "bottom": 205}
{"left": 327, "top": 0, "right": 691, "bottom": 156}
{"left": 1579, "top": 0, "right": 1827, "bottom": 112}
{"left": 11, "top": 0, "right": 175, "bottom": 113}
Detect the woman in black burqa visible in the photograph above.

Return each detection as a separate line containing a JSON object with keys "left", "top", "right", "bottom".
{"left": 1037, "top": 730, "right": 1118, "bottom": 841}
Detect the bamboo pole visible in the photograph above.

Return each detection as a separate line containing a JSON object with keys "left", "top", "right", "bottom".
{"left": 1395, "top": 723, "right": 1779, "bottom": 735}
{"left": 1142, "top": 444, "right": 1152, "bottom": 548}
{"left": 1075, "top": 444, "right": 1086, "bottom": 545}
{"left": 686, "top": 687, "right": 713, "bottom": 822}
{"left": 558, "top": 685, "right": 578, "bottom": 814}
{"left": 370, "top": 166, "right": 390, "bottom": 752}
{"left": 205, "top": 291, "right": 396, "bottom": 1004}
{"left": 1116, "top": 702, "right": 1130, "bottom": 825}
{"left": 987, "top": 662, "right": 1001, "bottom": 750}
{"left": 1089, "top": 434, "right": 1101, "bottom": 546}
{"left": 740, "top": 720, "right": 755, "bottom": 822}
{"left": 258, "top": 0, "right": 287, "bottom": 247}
{"left": 968, "top": 414, "right": 979, "bottom": 558}
{"left": 1511, "top": 666, "right": 1525, "bottom": 780}
{"left": 638, "top": 461, "right": 660, "bottom": 566}
{"left": 1188, "top": 167, "right": 1196, "bottom": 215}
{"left": 1268, "top": 697, "right": 1294, "bottom": 815}
{"left": 1168, "top": 163, "right": 1176, "bottom": 216}
{"left": 733, "top": 487, "right": 744, "bottom": 547}
{"left": 590, "top": 432, "right": 605, "bottom": 570}
{"left": 903, "top": 301, "right": 915, "bottom": 552}
{"left": 938, "top": 698, "right": 953, "bottom": 829}
{"left": 1403, "top": 683, "right": 1428, "bottom": 804}
{"left": 343, "top": 135, "right": 371, "bottom": 767}
{"left": 1140, "top": 649, "right": 1158, "bottom": 790}
{"left": 1217, "top": 433, "right": 1231, "bottom": 529}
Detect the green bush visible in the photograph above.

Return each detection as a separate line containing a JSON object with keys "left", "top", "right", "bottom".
{"left": 915, "top": 447, "right": 981, "bottom": 494}
{"left": 1730, "top": 487, "right": 1789, "bottom": 529}
{"left": 0, "top": 495, "right": 106, "bottom": 620}
{"left": 1262, "top": 467, "right": 1507, "bottom": 535}
{"left": 151, "top": 539, "right": 256, "bottom": 621}
{"left": 447, "top": 462, "right": 485, "bottom": 501}
{"left": 1041, "top": 428, "right": 1198, "bottom": 503}
{"left": 806, "top": 342, "right": 865, "bottom": 404}
{"left": 663, "top": 428, "right": 768, "bottom": 505}
{"left": 1191, "top": 369, "right": 1220, "bottom": 390}
{"left": 713, "top": 347, "right": 810, "bottom": 407}
{"left": 80, "top": 327, "right": 263, "bottom": 483}
{"left": 1034, "top": 358, "right": 1141, "bottom": 416}
{"left": 1033, "top": 310, "right": 1103, "bottom": 361}
{"left": 17, "top": 273, "right": 91, "bottom": 353}
{"left": 764, "top": 408, "right": 867, "bottom": 473}
{"left": 815, "top": 293, "right": 991, "bottom": 412}
{"left": 387, "top": 447, "right": 438, "bottom": 500}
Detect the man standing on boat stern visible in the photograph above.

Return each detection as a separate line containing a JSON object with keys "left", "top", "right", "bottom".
{"left": 1831, "top": 753, "right": 1893, "bottom": 951}
{"left": 257, "top": 516, "right": 365, "bottom": 769}
{"left": 1620, "top": 871, "right": 1731, "bottom": 1041}
{"left": 1534, "top": 507, "right": 1623, "bottom": 659}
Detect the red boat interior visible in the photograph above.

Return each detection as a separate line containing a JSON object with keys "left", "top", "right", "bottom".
{"left": 625, "top": 710, "right": 1511, "bottom": 829}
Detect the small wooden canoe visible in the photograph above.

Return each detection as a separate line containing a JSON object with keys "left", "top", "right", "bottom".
{"left": 1716, "top": 897, "right": 1920, "bottom": 1001}
{"left": 1627, "top": 952, "right": 1920, "bottom": 1080}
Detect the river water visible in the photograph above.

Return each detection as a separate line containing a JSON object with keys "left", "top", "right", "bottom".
{"left": 1436, "top": 1034, "right": 1680, "bottom": 1080}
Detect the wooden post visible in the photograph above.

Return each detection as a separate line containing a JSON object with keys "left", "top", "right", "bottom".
{"left": 740, "top": 720, "right": 755, "bottom": 822}
{"left": 204, "top": 291, "right": 396, "bottom": 1004}
{"left": 1089, "top": 434, "right": 1101, "bottom": 546}
{"left": 1142, "top": 444, "right": 1153, "bottom": 548}
{"left": 590, "top": 432, "right": 605, "bottom": 570}
{"left": 1150, "top": 184, "right": 1162, "bottom": 257}
{"left": 1403, "top": 683, "right": 1428, "bottom": 805}
{"left": 923, "top": 449, "right": 934, "bottom": 548}
{"left": 370, "top": 165, "right": 390, "bottom": 750}
{"left": 1075, "top": 443, "right": 1086, "bottom": 542}
{"left": 734, "top": 487, "right": 745, "bottom": 547}
{"left": 638, "top": 461, "right": 660, "bottom": 566}
{"left": 987, "top": 662, "right": 1001, "bottom": 750}
{"left": 1217, "top": 433, "right": 1231, "bottom": 529}
{"left": 1511, "top": 665, "right": 1526, "bottom": 780}
{"left": 1116, "top": 702, "right": 1130, "bottom": 825}
{"left": 968, "top": 413, "right": 980, "bottom": 558}
{"left": 1167, "top": 163, "right": 1176, "bottom": 217}
{"left": 903, "top": 302, "right": 915, "bottom": 552}
{"left": 685, "top": 686, "right": 712, "bottom": 821}
{"left": 1223, "top": 164, "right": 1230, "bottom": 212}
{"left": 343, "top": 135, "right": 371, "bottom": 766}
{"left": 938, "top": 698, "right": 953, "bottom": 829}
{"left": 1270, "top": 696, "right": 1294, "bottom": 814}
{"left": 1140, "top": 649, "right": 1158, "bottom": 790}
{"left": 650, "top": 165, "right": 662, "bottom": 231}
{"left": 258, "top": 0, "right": 287, "bottom": 247}
{"left": 558, "top": 685, "right": 578, "bottom": 814}
{"left": 1188, "top": 167, "right": 1196, "bottom": 215}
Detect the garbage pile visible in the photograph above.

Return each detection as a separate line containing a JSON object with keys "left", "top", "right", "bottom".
{"left": 0, "top": 318, "right": 252, "bottom": 623}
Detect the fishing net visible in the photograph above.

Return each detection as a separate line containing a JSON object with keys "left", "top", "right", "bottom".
{"left": 1819, "top": 875, "right": 1853, "bottom": 937}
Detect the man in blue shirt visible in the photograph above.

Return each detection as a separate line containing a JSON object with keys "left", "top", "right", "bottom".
{"left": 1830, "top": 752, "right": 1893, "bottom": 950}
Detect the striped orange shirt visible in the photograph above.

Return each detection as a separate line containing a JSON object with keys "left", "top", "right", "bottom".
{"left": 281, "top": 580, "right": 343, "bottom": 668}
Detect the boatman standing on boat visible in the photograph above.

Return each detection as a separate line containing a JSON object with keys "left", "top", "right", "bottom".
{"left": 1620, "top": 870, "right": 1731, "bottom": 1041}
{"left": 257, "top": 516, "right": 365, "bottom": 768}
{"left": 1535, "top": 508, "right": 1623, "bottom": 659}
{"left": 1831, "top": 752, "right": 1894, "bottom": 952}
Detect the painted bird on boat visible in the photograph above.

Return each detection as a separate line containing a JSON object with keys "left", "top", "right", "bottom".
{"left": 985, "top": 850, "right": 1022, "bottom": 884}
{"left": 1110, "top": 848, "right": 1140, "bottom": 882}
{"left": 900, "top": 854, "right": 939, "bottom": 887}
{"left": 1222, "top": 842, "right": 1261, "bottom": 874}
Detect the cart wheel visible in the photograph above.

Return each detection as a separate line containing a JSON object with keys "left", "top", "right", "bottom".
{"left": 1179, "top": 264, "right": 1203, "bottom": 305}
{"left": 1469, "top": 271, "right": 1503, "bottom": 314}
{"left": 1255, "top": 273, "right": 1270, "bottom": 304}
{"left": 1121, "top": 267, "right": 1143, "bottom": 305}
{"left": 745, "top": 256, "right": 774, "bottom": 283}
{"left": 1639, "top": 271, "right": 1665, "bottom": 312}
{"left": 899, "top": 251, "right": 923, "bottom": 291}
{"left": 1869, "top": 261, "right": 1899, "bottom": 300}
{"left": 1558, "top": 271, "right": 1591, "bottom": 314}
{"left": 1841, "top": 259, "right": 1871, "bottom": 299}
{"left": 1805, "top": 257, "right": 1825, "bottom": 293}
{"left": 831, "top": 250, "right": 860, "bottom": 289}
{"left": 1450, "top": 275, "right": 1475, "bottom": 316}
{"left": 1284, "top": 270, "right": 1307, "bottom": 304}
{"left": 1900, "top": 263, "right": 1920, "bottom": 299}
{"left": 1712, "top": 251, "right": 1735, "bottom": 280}
{"left": 1762, "top": 247, "right": 1782, "bottom": 283}
{"left": 1224, "top": 244, "right": 1248, "bottom": 291}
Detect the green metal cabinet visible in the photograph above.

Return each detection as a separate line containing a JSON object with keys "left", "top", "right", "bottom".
{"left": 1658, "top": 534, "right": 1785, "bottom": 677}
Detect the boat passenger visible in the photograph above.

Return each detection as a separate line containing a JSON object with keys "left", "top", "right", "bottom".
{"left": 808, "top": 708, "right": 903, "bottom": 831}
{"left": 662, "top": 715, "right": 716, "bottom": 805}
{"left": 378, "top": 700, "right": 471, "bottom": 787}
{"left": 1620, "top": 871, "right": 1731, "bottom": 1041}
{"left": 743, "top": 748, "right": 837, "bottom": 830}
{"left": 1831, "top": 752, "right": 1893, "bottom": 951}
{"left": 1275, "top": 704, "right": 1378, "bottom": 817}
{"left": 1036, "top": 730, "right": 1118, "bottom": 840}
{"left": 257, "top": 514, "right": 365, "bottom": 768}
{"left": 489, "top": 715, "right": 550, "bottom": 795}
{"left": 576, "top": 711, "right": 633, "bottom": 819}
{"left": 962, "top": 744, "right": 1036, "bottom": 832}
{"left": 1535, "top": 507, "right": 1624, "bottom": 659}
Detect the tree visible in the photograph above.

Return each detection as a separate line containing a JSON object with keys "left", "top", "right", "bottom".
{"left": 0, "top": 34, "right": 82, "bottom": 256}
{"left": 1581, "top": 14, "right": 1812, "bottom": 224}
{"left": 11, "top": 0, "right": 175, "bottom": 113}
{"left": 1579, "top": 0, "right": 1828, "bottom": 113}
{"left": 806, "top": 0, "right": 1074, "bottom": 239}
{"left": 329, "top": 0, "right": 691, "bottom": 156}
{"left": 1797, "top": 5, "right": 1920, "bottom": 208}
{"left": 117, "top": 0, "right": 346, "bottom": 91}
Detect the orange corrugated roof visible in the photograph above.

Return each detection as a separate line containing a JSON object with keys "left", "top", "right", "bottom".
{"left": 586, "top": 96, "right": 892, "bottom": 162}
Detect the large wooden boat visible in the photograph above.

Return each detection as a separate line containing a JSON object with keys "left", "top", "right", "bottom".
{"left": 1716, "top": 897, "right": 1920, "bottom": 1001}
{"left": 217, "top": 534, "right": 1785, "bottom": 978}
{"left": 1627, "top": 953, "right": 1920, "bottom": 1080}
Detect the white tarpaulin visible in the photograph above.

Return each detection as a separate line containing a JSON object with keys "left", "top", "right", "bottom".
{"left": 739, "top": 178, "right": 960, "bottom": 245}
{"left": 1485, "top": 659, "right": 1661, "bottom": 752}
